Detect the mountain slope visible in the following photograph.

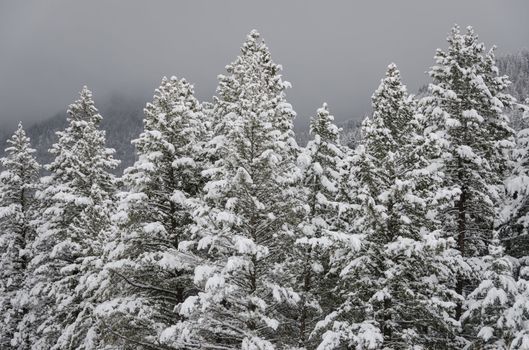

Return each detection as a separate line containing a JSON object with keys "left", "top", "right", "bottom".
{"left": 1, "top": 95, "right": 144, "bottom": 174}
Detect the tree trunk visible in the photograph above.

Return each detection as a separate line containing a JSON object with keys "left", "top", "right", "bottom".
{"left": 455, "top": 184, "right": 466, "bottom": 319}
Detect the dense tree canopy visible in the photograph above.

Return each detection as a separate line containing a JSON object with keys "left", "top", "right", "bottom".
{"left": 1, "top": 26, "right": 529, "bottom": 350}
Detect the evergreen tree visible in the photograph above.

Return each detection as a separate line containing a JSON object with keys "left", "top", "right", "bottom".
{"left": 1, "top": 25, "right": 526, "bottom": 350}
{"left": 288, "top": 103, "right": 349, "bottom": 348}
{"left": 95, "top": 76, "right": 208, "bottom": 348}
{"left": 461, "top": 238, "right": 529, "bottom": 349}
{"left": 501, "top": 104, "right": 529, "bottom": 258}
{"left": 508, "top": 262, "right": 529, "bottom": 350}
{"left": 167, "top": 30, "right": 302, "bottom": 349}
{"left": 0, "top": 124, "right": 40, "bottom": 349}
{"left": 421, "top": 25, "right": 516, "bottom": 317}
{"left": 316, "top": 64, "right": 459, "bottom": 349}
{"left": 13, "top": 87, "right": 119, "bottom": 349}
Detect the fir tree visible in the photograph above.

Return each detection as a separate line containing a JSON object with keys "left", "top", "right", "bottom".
{"left": 13, "top": 87, "right": 119, "bottom": 349}
{"left": 501, "top": 104, "right": 529, "bottom": 258}
{"left": 95, "top": 76, "right": 208, "bottom": 348}
{"left": 0, "top": 124, "right": 40, "bottom": 349}
{"left": 461, "top": 238, "right": 529, "bottom": 349}
{"left": 289, "top": 103, "right": 349, "bottom": 348}
{"left": 508, "top": 262, "right": 529, "bottom": 350}
{"left": 316, "top": 64, "right": 459, "bottom": 349}
{"left": 167, "top": 30, "right": 302, "bottom": 349}
{"left": 421, "top": 25, "right": 516, "bottom": 317}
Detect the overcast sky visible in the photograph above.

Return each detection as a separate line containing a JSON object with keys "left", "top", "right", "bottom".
{"left": 0, "top": 0, "right": 528, "bottom": 129}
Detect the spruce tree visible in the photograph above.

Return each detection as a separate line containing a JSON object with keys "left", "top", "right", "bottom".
{"left": 508, "top": 263, "right": 529, "bottom": 350}
{"left": 167, "top": 30, "right": 302, "bottom": 349}
{"left": 13, "top": 87, "right": 119, "bottom": 349}
{"left": 501, "top": 104, "right": 529, "bottom": 258}
{"left": 289, "top": 103, "right": 349, "bottom": 348}
{"left": 316, "top": 64, "right": 459, "bottom": 349}
{"left": 421, "top": 26, "right": 515, "bottom": 317}
{"left": 461, "top": 238, "right": 529, "bottom": 349}
{"left": 0, "top": 124, "right": 40, "bottom": 349}
{"left": 95, "top": 76, "right": 207, "bottom": 348}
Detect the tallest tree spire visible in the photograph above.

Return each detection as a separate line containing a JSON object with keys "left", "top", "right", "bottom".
{"left": 169, "top": 30, "right": 302, "bottom": 350}
{"left": 212, "top": 29, "right": 297, "bottom": 157}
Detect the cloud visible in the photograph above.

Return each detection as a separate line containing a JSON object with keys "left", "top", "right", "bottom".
{"left": 0, "top": 0, "right": 527, "bottom": 129}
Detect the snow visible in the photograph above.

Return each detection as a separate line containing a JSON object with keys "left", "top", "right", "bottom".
{"left": 3, "top": 25, "right": 527, "bottom": 350}
{"left": 462, "top": 109, "right": 484, "bottom": 123}
{"left": 477, "top": 326, "right": 494, "bottom": 341}
{"left": 241, "top": 337, "right": 275, "bottom": 350}
{"left": 170, "top": 190, "right": 187, "bottom": 205}
{"left": 172, "top": 157, "right": 196, "bottom": 168}
{"left": 179, "top": 296, "right": 198, "bottom": 316}
{"left": 216, "top": 211, "right": 237, "bottom": 225}
{"left": 143, "top": 222, "right": 166, "bottom": 234}
{"left": 193, "top": 265, "right": 215, "bottom": 284}
{"left": 205, "top": 274, "right": 225, "bottom": 290}
{"left": 234, "top": 236, "right": 265, "bottom": 256}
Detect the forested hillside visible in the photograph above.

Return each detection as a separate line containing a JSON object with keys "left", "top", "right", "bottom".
{"left": 1, "top": 26, "right": 529, "bottom": 350}
{"left": 6, "top": 95, "right": 145, "bottom": 174}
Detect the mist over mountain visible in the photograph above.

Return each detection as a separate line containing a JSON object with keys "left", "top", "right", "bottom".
{"left": 1, "top": 94, "right": 144, "bottom": 174}
{"left": 1, "top": 51, "right": 527, "bottom": 174}
{"left": 498, "top": 50, "right": 529, "bottom": 101}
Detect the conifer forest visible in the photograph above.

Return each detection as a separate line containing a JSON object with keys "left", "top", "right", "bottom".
{"left": 2, "top": 23, "right": 529, "bottom": 350}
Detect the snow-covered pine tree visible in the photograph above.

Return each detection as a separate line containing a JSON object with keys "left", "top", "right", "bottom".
{"left": 0, "top": 124, "right": 40, "bottom": 349}
{"left": 13, "top": 87, "right": 119, "bottom": 350}
{"left": 315, "top": 64, "right": 459, "bottom": 349}
{"left": 287, "top": 103, "right": 349, "bottom": 348}
{"left": 95, "top": 76, "right": 207, "bottom": 348}
{"left": 508, "top": 261, "right": 529, "bottom": 350}
{"left": 461, "top": 237, "right": 529, "bottom": 349}
{"left": 421, "top": 25, "right": 516, "bottom": 318}
{"left": 165, "top": 30, "right": 302, "bottom": 350}
{"left": 501, "top": 104, "right": 529, "bottom": 258}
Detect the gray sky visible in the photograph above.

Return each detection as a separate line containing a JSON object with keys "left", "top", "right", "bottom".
{"left": 0, "top": 0, "right": 528, "bottom": 129}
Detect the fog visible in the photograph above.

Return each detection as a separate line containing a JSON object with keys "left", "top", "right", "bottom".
{"left": 0, "top": 0, "right": 528, "bottom": 129}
